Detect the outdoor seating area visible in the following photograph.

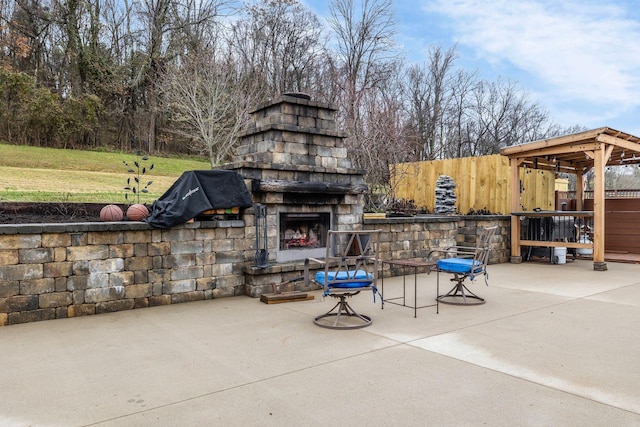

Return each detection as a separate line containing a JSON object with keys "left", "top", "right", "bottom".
{"left": 2, "top": 260, "right": 639, "bottom": 425}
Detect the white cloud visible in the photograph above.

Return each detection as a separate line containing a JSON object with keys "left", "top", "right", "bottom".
{"left": 428, "top": 0, "right": 640, "bottom": 128}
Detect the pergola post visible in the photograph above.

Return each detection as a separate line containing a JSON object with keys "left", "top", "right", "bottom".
{"left": 509, "top": 157, "right": 522, "bottom": 263}
{"left": 575, "top": 170, "right": 584, "bottom": 211}
{"left": 592, "top": 144, "right": 607, "bottom": 270}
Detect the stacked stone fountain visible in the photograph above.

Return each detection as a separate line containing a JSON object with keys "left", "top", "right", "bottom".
{"left": 434, "top": 175, "right": 457, "bottom": 214}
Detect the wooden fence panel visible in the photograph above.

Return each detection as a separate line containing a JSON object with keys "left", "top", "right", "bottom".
{"left": 519, "top": 168, "right": 555, "bottom": 211}
{"left": 391, "top": 155, "right": 554, "bottom": 214}
{"left": 584, "top": 198, "right": 640, "bottom": 253}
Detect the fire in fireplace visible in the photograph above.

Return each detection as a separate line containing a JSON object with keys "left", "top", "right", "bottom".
{"left": 278, "top": 211, "right": 331, "bottom": 262}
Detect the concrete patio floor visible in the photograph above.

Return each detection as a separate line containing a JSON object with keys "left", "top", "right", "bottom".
{"left": 1, "top": 259, "right": 640, "bottom": 426}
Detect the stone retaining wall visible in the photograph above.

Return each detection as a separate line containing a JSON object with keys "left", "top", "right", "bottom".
{"left": 363, "top": 215, "right": 510, "bottom": 276}
{"left": 456, "top": 216, "right": 511, "bottom": 264}
{"left": 0, "top": 220, "right": 250, "bottom": 326}
{"left": 0, "top": 214, "right": 510, "bottom": 326}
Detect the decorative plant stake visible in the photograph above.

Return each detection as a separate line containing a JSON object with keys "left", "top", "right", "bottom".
{"left": 123, "top": 151, "right": 154, "bottom": 204}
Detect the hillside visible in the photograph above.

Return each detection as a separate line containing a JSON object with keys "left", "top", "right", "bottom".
{"left": 0, "top": 144, "right": 211, "bottom": 204}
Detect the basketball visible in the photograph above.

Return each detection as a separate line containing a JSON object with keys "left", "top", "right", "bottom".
{"left": 126, "top": 203, "right": 149, "bottom": 221}
{"left": 100, "top": 204, "right": 124, "bottom": 222}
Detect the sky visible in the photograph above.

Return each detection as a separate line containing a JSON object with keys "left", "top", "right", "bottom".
{"left": 302, "top": 0, "right": 640, "bottom": 137}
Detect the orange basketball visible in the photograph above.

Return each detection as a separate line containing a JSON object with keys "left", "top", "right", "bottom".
{"left": 126, "top": 203, "right": 149, "bottom": 221}
{"left": 100, "top": 204, "right": 124, "bottom": 221}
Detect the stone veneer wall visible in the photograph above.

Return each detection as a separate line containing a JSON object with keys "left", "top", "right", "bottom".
{"left": 455, "top": 216, "right": 511, "bottom": 264}
{"left": 0, "top": 215, "right": 510, "bottom": 326}
{"left": 364, "top": 215, "right": 510, "bottom": 275}
{"left": 0, "top": 219, "right": 251, "bottom": 326}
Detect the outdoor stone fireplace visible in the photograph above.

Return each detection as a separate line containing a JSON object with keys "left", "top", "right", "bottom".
{"left": 216, "top": 93, "right": 368, "bottom": 294}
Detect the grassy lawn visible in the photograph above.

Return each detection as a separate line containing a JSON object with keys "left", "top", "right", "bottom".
{"left": 0, "top": 144, "right": 212, "bottom": 204}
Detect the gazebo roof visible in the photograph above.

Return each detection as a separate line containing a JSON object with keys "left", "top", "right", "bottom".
{"left": 500, "top": 127, "right": 640, "bottom": 173}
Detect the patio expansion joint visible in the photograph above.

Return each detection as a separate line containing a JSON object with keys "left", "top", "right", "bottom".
{"left": 82, "top": 345, "right": 397, "bottom": 426}
{"left": 579, "top": 281, "right": 640, "bottom": 303}
{"left": 411, "top": 337, "right": 640, "bottom": 418}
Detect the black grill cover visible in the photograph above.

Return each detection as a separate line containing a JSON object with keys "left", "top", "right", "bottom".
{"left": 146, "top": 170, "right": 253, "bottom": 228}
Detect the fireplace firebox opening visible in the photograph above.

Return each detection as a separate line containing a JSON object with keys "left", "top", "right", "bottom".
{"left": 280, "top": 212, "right": 329, "bottom": 250}
{"left": 277, "top": 211, "right": 331, "bottom": 262}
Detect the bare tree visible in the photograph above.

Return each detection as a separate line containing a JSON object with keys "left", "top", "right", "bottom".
{"left": 1, "top": 0, "right": 54, "bottom": 83}
{"left": 304, "top": 49, "right": 342, "bottom": 104}
{"left": 451, "top": 78, "right": 552, "bottom": 156}
{"left": 327, "top": 0, "right": 397, "bottom": 173}
{"left": 440, "top": 68, "right": 478, "bottom": 158}
{"left": 162, "top": 52, "right": 254, "bottom": 165}
{"left": 229, "top": 0, "right": 326, "bottom": 99}
{"left": 129, "top": 0, "right": 226, "bottom": 153}
{"left": 404, "top": 45, "right": 457, "bottom": 160}
{"left": 360, "top": 61, "right": 412, "bottom": 210}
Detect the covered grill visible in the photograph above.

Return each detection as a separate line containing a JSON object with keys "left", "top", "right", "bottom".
{"left": 146, "top": 170, "right": 252, "bottom": 228}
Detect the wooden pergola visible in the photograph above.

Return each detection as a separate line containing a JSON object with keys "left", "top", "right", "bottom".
{"left": 500, "top": 127, "right": 640, "bottom": 270}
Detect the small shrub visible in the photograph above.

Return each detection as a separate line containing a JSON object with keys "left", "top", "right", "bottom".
{"left": 466, "top": 208, "right": 496, "bottom": 215}
{"left": 387, "top": 198, "right": 427, "bottom": 216}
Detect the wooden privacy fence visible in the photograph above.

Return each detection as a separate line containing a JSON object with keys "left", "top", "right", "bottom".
{"left": 391, "top": 154, "right": 555, "bottom": 215}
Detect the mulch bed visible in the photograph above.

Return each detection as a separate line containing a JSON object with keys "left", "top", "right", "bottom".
{"left": 0, "top": 202, "right": 111, "bottom": 224}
